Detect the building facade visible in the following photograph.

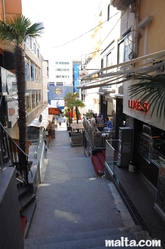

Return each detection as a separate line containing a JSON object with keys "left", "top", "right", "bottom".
{"left": 73, "top": 60, "right": 81, "bottom": 94}
{"left": 48, "top": 58, "right": 82, "bottom": 111}
{"left": 79, "top": 0, "right": 165, "bottom": 224}
{"left": 0, "top": 0, "right": 48, "bottom": 139}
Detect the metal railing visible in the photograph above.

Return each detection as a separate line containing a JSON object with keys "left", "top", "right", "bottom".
{"left": 105, "top": 139, "right": 119, "bottom": 175}
{"left": 83, "top": 117, "right": 115, "bottom": 149}
{"left": 0, "top": 122, "right": 29, "bottom": 183}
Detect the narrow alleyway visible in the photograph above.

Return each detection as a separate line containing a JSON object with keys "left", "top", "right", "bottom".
{"left": 24, "top": 123, "right": 154, "bottom": 249}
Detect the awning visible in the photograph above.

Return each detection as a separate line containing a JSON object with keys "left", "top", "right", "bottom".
{"left": 78, "top": 50, "right": 165, "bottom": 90}
{"left": 27, "top": 106, "right": 53, "bottom": 130}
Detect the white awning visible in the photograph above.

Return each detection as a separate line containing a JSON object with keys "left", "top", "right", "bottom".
{"left": 27, "top": 106, "right": 53, "bottom": 130}
{"left": 78, "top": 50, "right": 165, "bottom": 90}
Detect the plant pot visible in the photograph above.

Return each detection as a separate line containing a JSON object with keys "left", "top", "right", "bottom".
{"left": 129, "top": 163, "right": 136, "bottom": 172}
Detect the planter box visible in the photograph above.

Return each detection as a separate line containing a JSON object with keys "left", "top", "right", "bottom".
{"left": 70, "top": 132, "right": 83, "bottom": 147}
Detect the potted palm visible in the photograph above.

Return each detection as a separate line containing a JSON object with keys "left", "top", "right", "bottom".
{"left": 64, "top": 92, "right": 85, "bottom": 125}
{"left": 64, "top": 92, "right": 85, "bottom": 145}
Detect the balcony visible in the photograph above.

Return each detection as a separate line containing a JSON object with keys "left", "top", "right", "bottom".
{"left": 110, "top": 0, "right": 134, "bottom": 10}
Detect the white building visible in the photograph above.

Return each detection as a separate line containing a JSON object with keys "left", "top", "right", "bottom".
{"left": 49, "top": 56, "right": 73, "bottom": 86}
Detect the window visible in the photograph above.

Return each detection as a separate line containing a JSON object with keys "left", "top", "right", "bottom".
{"left": 25, "top": 58, "right": 30, "bottom": 81}
{"left": 31, "top": 63, "right": 34, "bottom": 81}
{"left": 59, "top": 62, "right": 69, "bottom": 65}
{"left": 30, "top": 37, "right": 33, "bottom": 49}
{"left": 56, "top": 68, "right": 69, "bottom": 71}
{"left": 101, "top": 58, "right": 104, "bottom": 69}
{"left": 55, "top": 61, "right": 69, "bottom": 65}
{"left": 37, "top": 48, "right": 40, "bottom": 58}
{"left": 101, "top": 57, "right": 106, "bottom": 74}
{"left": 106, "top": 48, "right": 115, "bottom": 67}
{"left": 118, "top": 32, "right": 132, "bottom": 63}
{"left": 107, "top": 4, "right": 110, "bottom": 21}
{"left": 34, "top": 43, "right": 36, "bottom": 54}
{"left": 56, "top": 75, "right": 69, "bottom": 78}
{"left": 56, "top": 82, "right": 63, "bottom": 86}
{"left": 32, "top": 90, "right": 35, "bottom": 108}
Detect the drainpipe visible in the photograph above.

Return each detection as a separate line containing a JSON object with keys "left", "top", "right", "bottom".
{"left": 2, "top": 0, "right": 6, "bottom": 21}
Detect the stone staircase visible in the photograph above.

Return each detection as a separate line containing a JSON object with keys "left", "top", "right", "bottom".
{"left": 24, "top": 225, "right": 154, "bottom": 249}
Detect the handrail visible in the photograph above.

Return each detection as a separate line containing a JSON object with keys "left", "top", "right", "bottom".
{"left": 0, "top": 122, "right": 29, "bottom": 183}
{"left": 0, "top": 122, "right": 28, "bottom": 156}
{"left": 83, "top": 117, "right": 115, "bottom": 149}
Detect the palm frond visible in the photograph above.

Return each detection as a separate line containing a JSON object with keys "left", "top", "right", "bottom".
{"left": 27, "top": 22, "right": 44, "bottom": 37}
{"left": 128, "top": 73, "right": 165, "bottom": 119}
{"left": 0, "top": 15, "right": 44, "bottom": 45}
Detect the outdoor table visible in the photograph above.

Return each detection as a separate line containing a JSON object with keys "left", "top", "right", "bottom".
{"left": 70, "top": 123, "right": 84, "bottom": 132}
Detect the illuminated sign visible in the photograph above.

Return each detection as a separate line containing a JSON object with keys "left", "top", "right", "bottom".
{"left": 6, "top": 95, "right": 18, "bottom": 128}
{"left": 128, "top": 99, "right": 149, "bottom": 113}
{"left": 55, "top": 88, "right": 61, "bottom": 94}
{"left": 48, "top": 107, "right": 60, "bottom": 115}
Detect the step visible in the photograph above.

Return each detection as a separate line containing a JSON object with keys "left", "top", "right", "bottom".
{"left": 91, "top": 155, "right": 104, "bottom": 176}
{"left": 18, "top": 185, "right": 31, "bottom": 199}
{"left": 97, "top": 152, "right": 105, "bottom": 166}
{"left": 25, "top": 225, "right": 146, "bottom": 247}
{"left": 19, "top": 193, "right": 36, "bottom": 213}
{"left": 25, "top": 227, "right": 121, "bottom": 247}
{"left": 25, "top": 232, "right": 135, "bottom": 249}
{"left": 101, "top": 150, "right": 106, "bottom": 157}
{"left": 23, "top": 200, "right": 37, "bottom": 239}
{"left": 24, "top": 229, "right": 152, "bottom": 249}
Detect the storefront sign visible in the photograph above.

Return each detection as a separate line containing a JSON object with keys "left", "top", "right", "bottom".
{"left": 48, "top": 107, "right": 60, "bottom": 115}
{"left": 128, "top": 99, "right": 149, "bottom": 113}
{"left": 6, "top": 97, "right": 18, "bottom": 127}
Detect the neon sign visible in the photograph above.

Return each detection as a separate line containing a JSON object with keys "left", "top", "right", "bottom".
{"left": 128, "top": 99, "right": 149, "bottom": 113}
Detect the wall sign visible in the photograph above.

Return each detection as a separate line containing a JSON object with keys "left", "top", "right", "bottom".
{"left": 128, "top": 99, "right": 149, "bottom": 113}
{"left": 48, "top": 107, "right": 60, "bottom": 115}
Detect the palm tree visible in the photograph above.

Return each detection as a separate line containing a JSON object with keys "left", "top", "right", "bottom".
{"left": 72, "top": 99, "right": 85, "bottom": 123}
{"left": 0, "top": 15, "right": 44, "bottom": 180}
{"left": 64, "top": 92, "right": 85, "bottom": 124}
{"left": 128, "top": 73, "right": 165, "bottom": 120}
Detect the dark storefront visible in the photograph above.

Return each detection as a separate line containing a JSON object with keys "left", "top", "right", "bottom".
{"left": 133, "top": 119, "right": 165, "bottom": 188}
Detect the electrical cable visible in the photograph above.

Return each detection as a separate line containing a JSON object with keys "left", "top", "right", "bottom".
{"left": 22, "top": 0, "right": 71, "bottom": 30}
{"left": 22, "top": 1, "right": 120, "bottom": 52}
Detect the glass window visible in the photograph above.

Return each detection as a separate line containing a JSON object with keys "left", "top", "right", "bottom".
{"left": 118, "top": 32, "right": 132, "bottom": 63}
{"left": 56, "top": 68, "right": 69, "bottom": 71}
{"left": 30, "top": 37, "right": 33, "bottom": 49}
{"left": 34, "top": 43, "right": 37, "bottom": 54}
{"left": 31, "top": 63, "right": 34, "bottom": 81}
{"left": 37, "top": 48, "right": 40, "bottom": 58}
{"left": 27, "top": 126, "right": 40, "bottom": 141}
{"left": 107, "top": 4, "right": 110, "bottom": 21}
{"left": 25, "top": 58, "right": 30, "bottom": 81}
{"left": 56, "top": 82, "right": 63, "bottom": 86}
{"left": 32, "top": 90, "right": 35, "bottom": 108}
{"left": 106, "top": 48, "right": 115, "bottom": 67}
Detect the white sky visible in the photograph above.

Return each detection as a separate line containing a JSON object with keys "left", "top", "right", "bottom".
{"left": 22, "top": 0, "right": 99, "bottom": 61}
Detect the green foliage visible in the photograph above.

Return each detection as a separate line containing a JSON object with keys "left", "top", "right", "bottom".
{"left": 0, "top": 15, "right": 44, "bottom": 180}
{"left": 0, "top": 15, "right": 44, "bottom": 45}
{"left": 64, "top": 92, "right": 85, "bottom": 123}
{"left": 128, "top": 74, "right": 165, "bottom": 120}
